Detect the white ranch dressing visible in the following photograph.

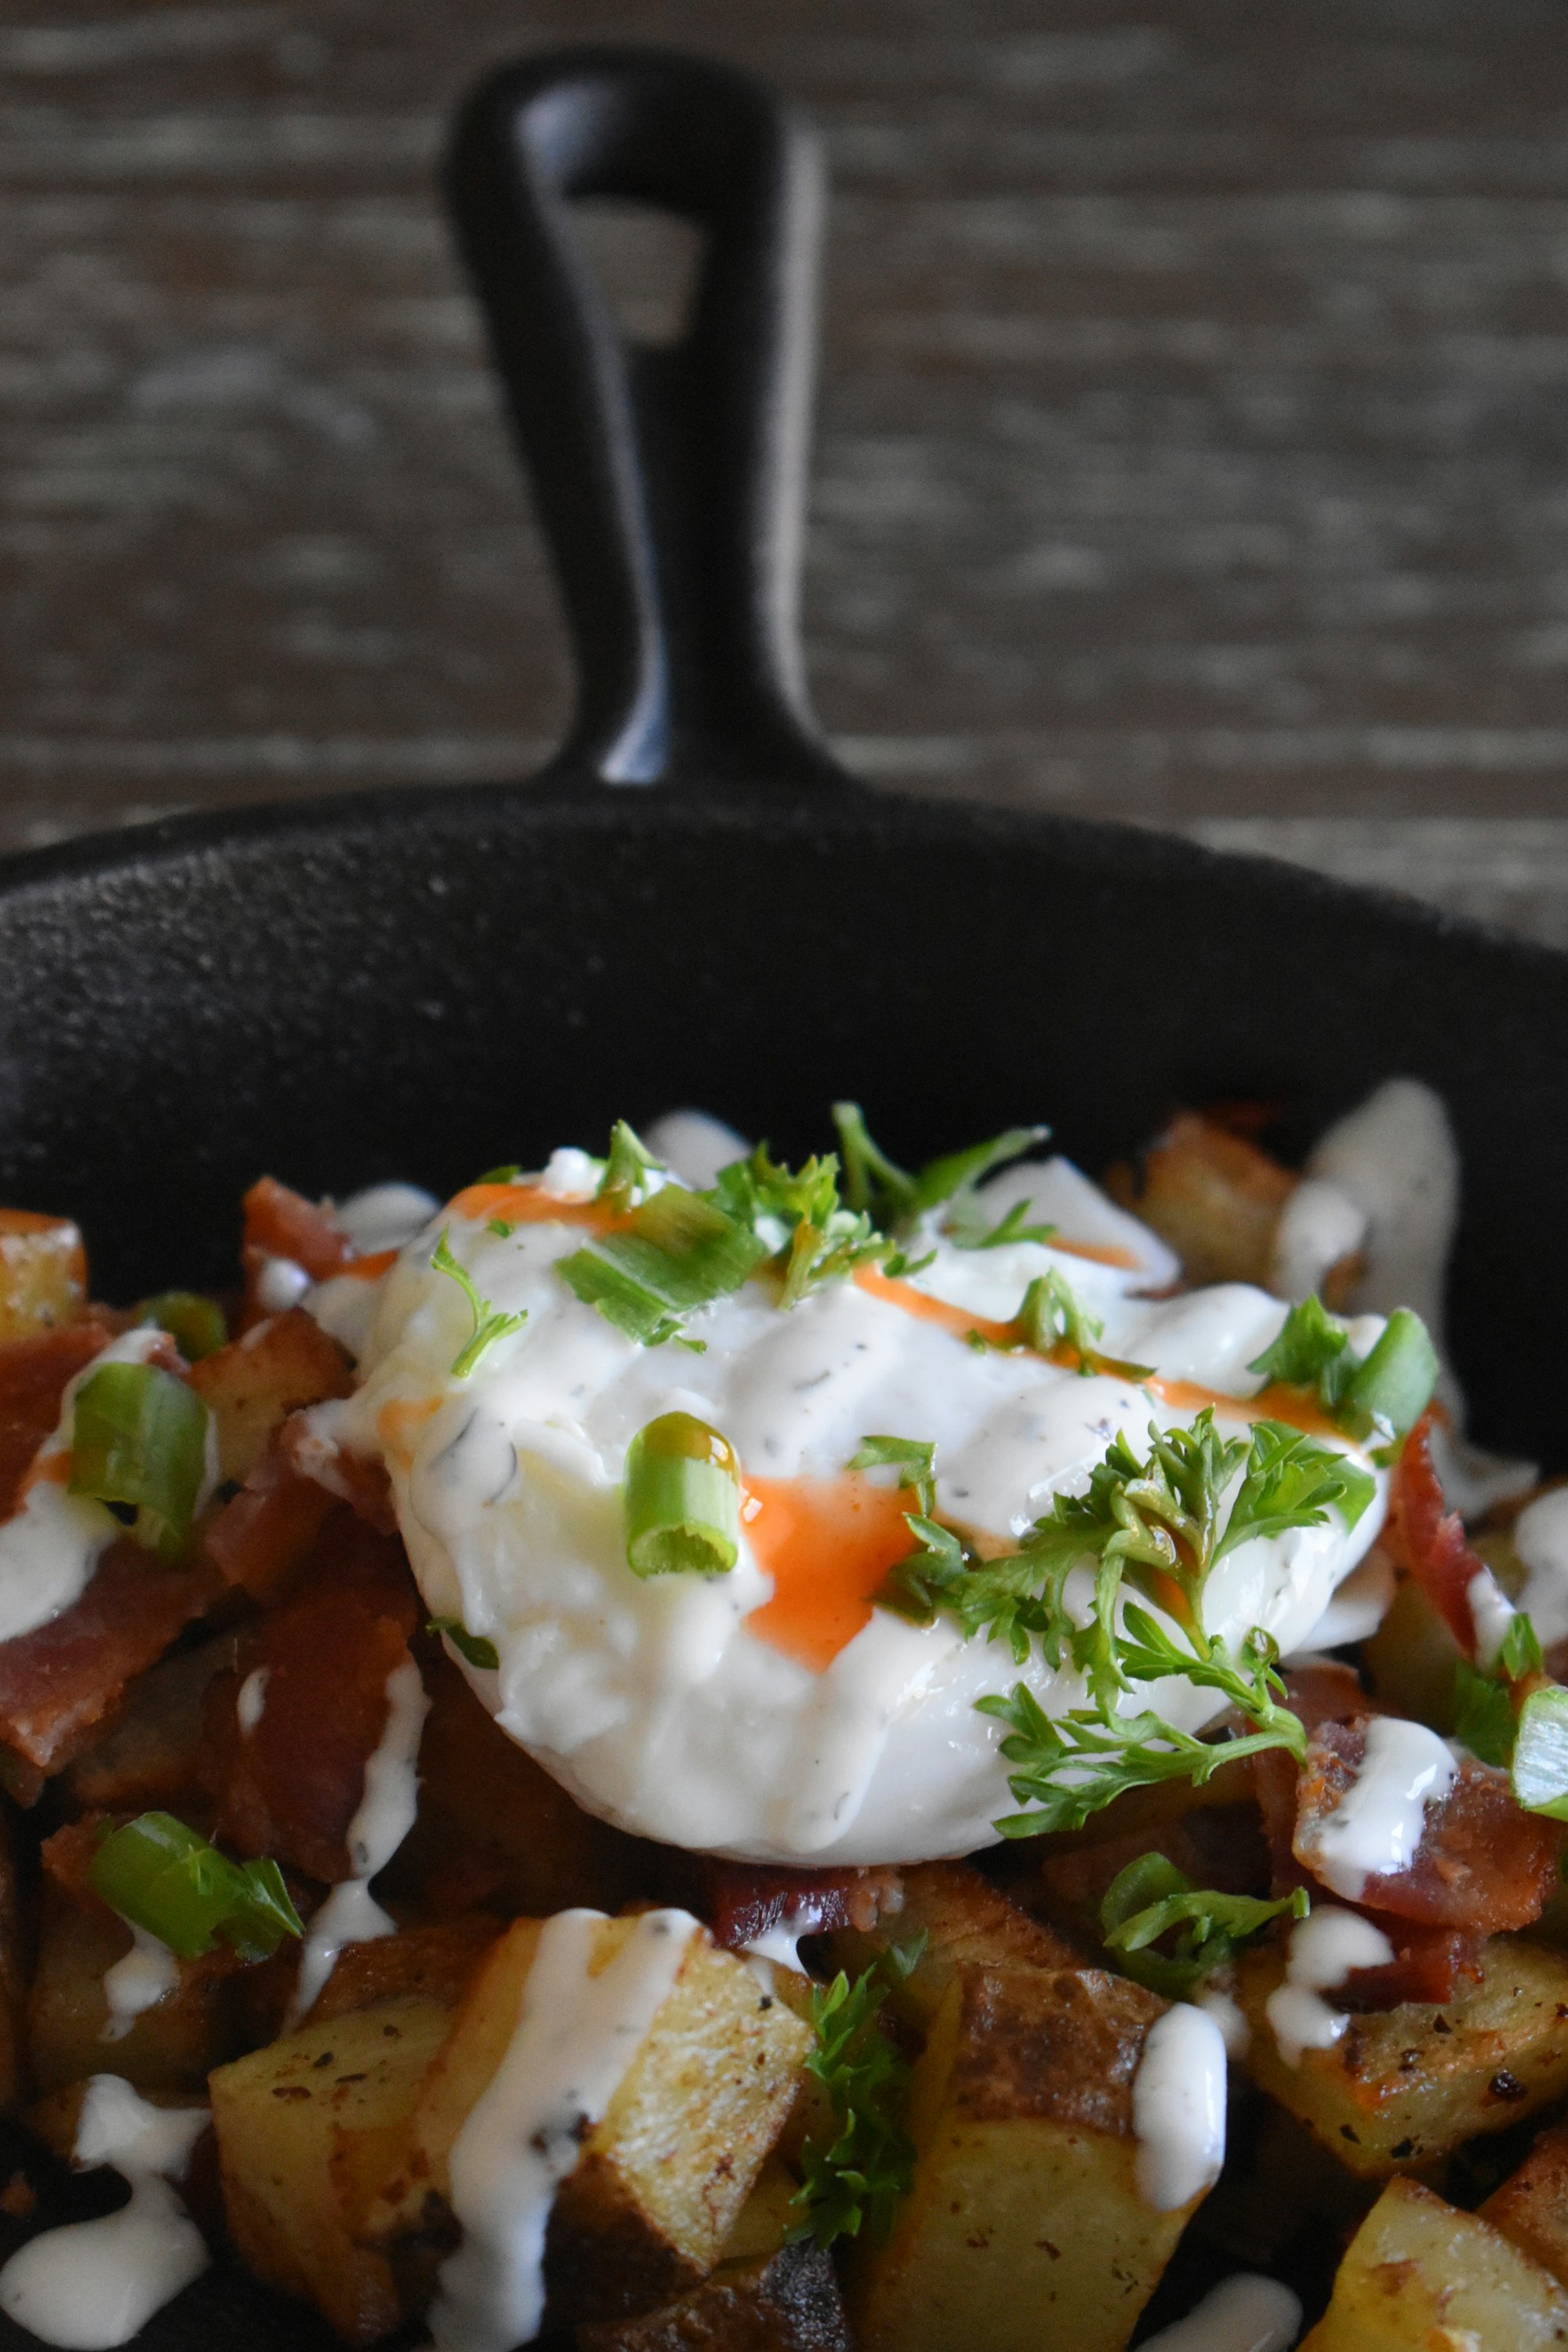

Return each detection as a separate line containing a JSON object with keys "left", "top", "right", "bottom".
{"left": 254, "top": 1255, "right": 310, "bottom": 1315}
{"left": 0, "top": 2077, "right": 209, "bottom": 2348}
{"left": 644, "top": 1112, "right": 752, "bottom": 1192}
{"left": 1131, "top": 2002, "right": 1228, "bottom": 2210}
{"left": 1265, "top": 1906, "right": 1395, "bottom": 2066}
{"left": 1268, "top": 1177, "right": 1367, "bottom": 1305}
{"left": 1466, "top": 1568, "right": 1518, "bottom": 1670}
{"left": 1138, "top": 2271, "right": 1301, "bottom": 2352}
{"left": 1196, "top": 1983, "right": 1251, "bottom": 2060}
{"left": 1513, "top": 1486, "right": 1568, "bottom": 1651}
{"left": 100, "top": 1927, "right": 179, "bottom": 2043}
{"left": 288, "top": 1657, "right": 429, "bottom": 2025}
{"left": 235, "top": 1666, "right": 270, "bottom": 1734}
{"left": 0, "top": 1327, "right": 182, "bottom": 1649}
{"left": 432, "top": 1907, "right": 698, "bottom": 2352}
{"left": 331, "top": 1144, "right": 1385, "bottom": 1865}
{"left": 1297, "top": 1715, "right": 1456, "bottom": 1902}
{"left": 336, "top": 1183, "right": 439, "bottom": 1253}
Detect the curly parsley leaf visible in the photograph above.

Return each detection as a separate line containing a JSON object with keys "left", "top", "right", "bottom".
{"left": 710, "top": 1145, "right": 884, "bottom": 1306}
{"left": 432, "top": 1231, "right": 528, "bottom": 1378}
{"left": 597, "top": 1120, "right": 666, "bottom": 1215}
{"left": 1214, "top": 1420, "right": 1376, "bottom": 1559}
{"left": 788, "top": 1955, "right": 918, "bottom": 2249}
{"left": 1248, "top": 1297, "right": 1438, "bottom": 1454}
{"left": 850, "top": 1435, "right": 938, "bottom": 1518}
{"left": 1098, "top": 1852, "right": 1307, "bottom": 1998}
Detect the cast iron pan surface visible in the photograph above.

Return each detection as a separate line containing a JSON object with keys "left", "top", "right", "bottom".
{"left": 0, "top": 44, "right": 1564, "bottom": 2349}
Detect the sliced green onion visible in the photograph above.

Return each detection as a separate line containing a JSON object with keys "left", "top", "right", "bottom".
{"left": 1098, "top": 1851, "right": 1308, "bottom": 1998}
{"left": 624, "top": 1412, "right": 741, "bottom": 1577}
{"left": 89, "top": 1811, "right": 303, "bottom": 1962}
{"left": 1338, "top": 1308, "right": 1440, "bottom": 1447}
{"left": 427, "top": 1616, "right": 500, "bottom": 1671}
{"left": 1512, "top": 1686, "right": 1568, "bottom": 1820}
{"left": 432, "top": 1230, "right": 528, "bottom": 1378}
{"left": 597, "top": 1120, "right": 665, "bottom": 1214}
{"left": 136, "top": 1291, "right": 227, "bottom": 1363}
{"left": 69, "top": 1363, "right": 210, "bottom": 1563}
{"left": 474, "top": 1163, "right": 521, "bottom": 1185}
{"left": 561, "top": 1187, "right": 768, "bottom": 1347}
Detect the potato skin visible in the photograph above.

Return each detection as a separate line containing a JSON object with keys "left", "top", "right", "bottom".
{"left": 1299, "top": 2176, "right": 1568, "bottom": 2350}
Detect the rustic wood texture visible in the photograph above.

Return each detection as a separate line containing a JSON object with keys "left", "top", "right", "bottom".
{"left": 2, "top": 0, "right": 1568, "bottom": 938}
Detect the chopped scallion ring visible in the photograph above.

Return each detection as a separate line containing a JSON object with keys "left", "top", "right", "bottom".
{"left": 1512, "top": 1686, "right": 1568, "bottom": 1820}
{"left": 89, "top": 1811, "right": 303, "bottom": 1962}
{"left": 136, "top": 1291, "right": 227, "bottom": 1362}
{"left": 69, "top": 1361, "right": 211, "bottom": 1563}
{"left": 623, "top": 1411, "right": 742, "bottom": 1577}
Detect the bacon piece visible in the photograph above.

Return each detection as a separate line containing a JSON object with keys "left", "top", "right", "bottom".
{"left": 0, "top": 1542, "right": 220, "bottom": 1777}
{"left": 0, "top": 1322, "right": 114, "bottom": 1515}
{"left": 201, "top": 1527, "right": 420, "bottom": 1884}
{"left": 203, "top": 1446, "right": 340, "bottom": 1602}
{"left": 1294, "top": 1715, "right": 1562, "bottom": 1931}
{"left": 1385, "top": 1411, "right": 1490, "bottom": 1659}
{"left": 1339, "top": 1919, "right": 1484, "bottom": 2010}
{"left": 241, "top": 1176, "right": 354, "bottom": 1296}
{"left": 679, "top": 1858, "right": 903, "bottom": 1953}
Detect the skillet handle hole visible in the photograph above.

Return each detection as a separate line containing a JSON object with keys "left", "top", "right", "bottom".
{"left": 565, "top": 198, "right": 708, "bottom": 354}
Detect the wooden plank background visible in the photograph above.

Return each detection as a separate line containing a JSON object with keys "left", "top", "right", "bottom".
{"left": 3, "top": 0, "right": 1568, "bottom": 941}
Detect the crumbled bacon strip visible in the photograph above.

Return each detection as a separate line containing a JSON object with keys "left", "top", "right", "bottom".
{"left": 1385, "top": 1410, "right": 1494, "bottom": 1660}
{"left": 241, "top": 1177, "right": 354, "bottom": 1289}
{"left": 0, "top": 1543, "right": 221, "bottom": 1777}
{"left": 1294, "top": 1715, "right": 1563, "bottom": 1931}
{"left": 681, "top": 1858, "right": 903, "bottom": 1952}
{"left": 203, "top": 1445, "right": 341, "bottom": 1602}
{"left": 200, "top": 1523, "right": 420, "bottom": 1885}
{"left": 1338, "top": 1919, "right": 1484, "bottom": 2011}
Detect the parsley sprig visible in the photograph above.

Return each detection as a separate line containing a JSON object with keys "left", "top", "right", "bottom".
{"left": 1248, "top": 1294, "right": 1439, "bottom": 1457}
{"left": 1098, "top": 1852, "right": 1307, "bottom": 1998}
{"left": 879, "top": 1407, "right": 1374, "bottom": 1837}
{"left": 832, "top": 1102, "right": 1048, "bottom": 1249}
{"left": 432, "top": 1231, "right": 528, "bottom": 1378}
{"left": 788, "top": 1941, "right": 923, "bottom": 2250}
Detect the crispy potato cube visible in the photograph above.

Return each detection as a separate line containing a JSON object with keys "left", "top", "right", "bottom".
{"left": 306, "top": 1918, "right": 500, "bottom": 2026}
{"left": 1298, "top": 2176, "right": 1568, "bottom": 2350}
{"left": 361, "top": 1915, "right": 811, "bottom": 2332}
{"left": 27, "top": 1877, "right": 238, "bottom": 2096}
{"left": 849, "top": 1958, "right": 1191, "bottom": 2352}
{"left": 1238, "top": 1933, "right": 1568, "bottom": 2178}
{"left": 576, "top": 2158, "right": 851, "bottom": 2350}
{"left": 1483, "top": 2122, "right": 1568, "bottom": 2288}
{"left": 823, "top": 1860, "right": 1079, "bottom": 2033}
{"left": 188, "top": 1307, "right": 352, "bottom": 1485}
{"left": 1104, "top": 1113, "right": 1294, "bottom": 1290}
{"left": 0, "top": 1211, "right": 85, "bottom": 1342}
{"left": 210, "top": 1994, "right": 452, "bottom": 2343}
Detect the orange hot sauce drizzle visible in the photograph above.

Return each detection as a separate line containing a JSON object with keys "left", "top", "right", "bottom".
{"left": 853, "top": 1269, "right": 1345, "bottom": 1439}
{"left": 445, "top": 1181, "right": 623, "bottom": 1231}
{"left": 742, "top": 1473, "right": 918, "bottom": 1673}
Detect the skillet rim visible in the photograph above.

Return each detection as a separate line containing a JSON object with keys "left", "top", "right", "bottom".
{"left": 0, "top": 772, "right": 1561, "bottom": 989}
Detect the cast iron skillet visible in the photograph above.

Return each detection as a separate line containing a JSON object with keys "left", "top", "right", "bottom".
{"left": 0, "top": 42, "right": 1565, "bottom": 2347}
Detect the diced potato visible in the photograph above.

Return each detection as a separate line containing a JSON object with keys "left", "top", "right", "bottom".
{"left": 1238, "top": 1933, "right": 1568, "bottom": 2178}
{"left": 576, "top": 2158, "right": 851, "bottom": 2350}
{"left": 1104, "top": 1112, "right": 1294, "bottom": 1290}
{"left": 27, "top": 1878, "right": 238, "bottom": 2096}
{"left": 1483, "top": 2122, "right": 1568, "bottom": 2288}
{"left": 1298, "top": 2176, "right": 1568, "bottom": 2350}
{"left": 210, "top": 1995, "right": 453, "bottom": 2344}
{"left": 188, "top": 1307, "right": 352, "bottom": 1486}
{"left": 66, "top": 1634, "right": 236, "bottom": 1813}
{"left": 0, "top": 1210, "right": 85, "bottom": 1342}
{"left": 360, "top": 1915, "right": 811, "bottom": 2333}
{"left": 306, "top": 1918, "right": 500, "bottom": 2027}
{"left": 848, "top": 1958, "right": 1193, "bottom": 2352}
{"left": 822, "top": 1860, "right": 1079, "bottom": 2033}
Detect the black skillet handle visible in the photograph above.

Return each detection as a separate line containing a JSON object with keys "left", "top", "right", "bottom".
{"left": 445, "top": 46, "right": 844, "bottom": 793}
